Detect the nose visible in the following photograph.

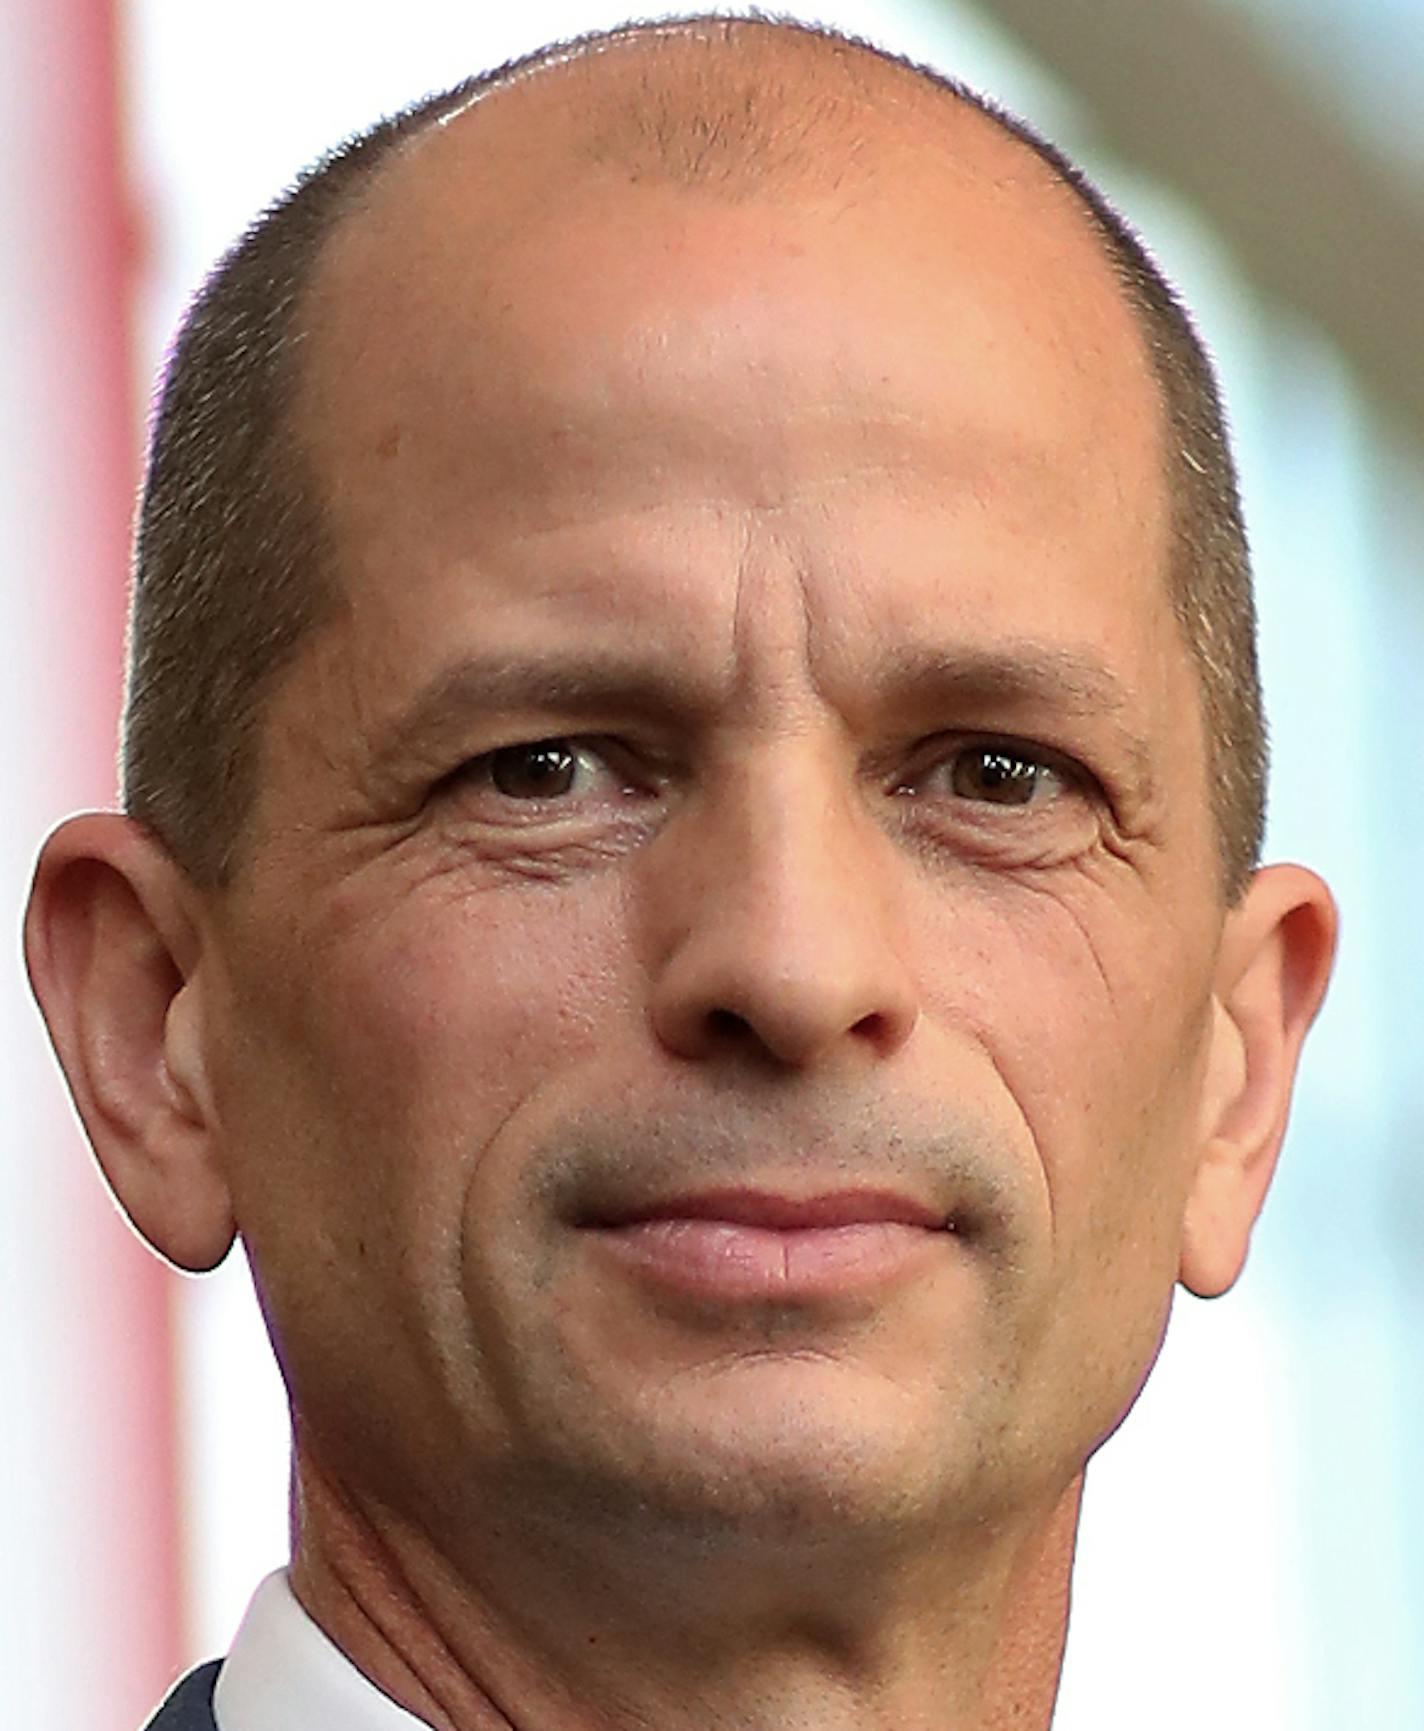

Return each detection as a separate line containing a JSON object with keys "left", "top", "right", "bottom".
{"left": 645, "top": 754, "right": 920, "bottom": 1069}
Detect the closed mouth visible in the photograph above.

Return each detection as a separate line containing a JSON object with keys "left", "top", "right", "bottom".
{"left": 579, "top": 1186, "right": 962, "bottom": 1234}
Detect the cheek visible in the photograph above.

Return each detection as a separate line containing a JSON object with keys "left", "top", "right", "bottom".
{"left": 206, "top": 874, "right": 639, "bottom": 1457}
{"left": 334, "top": 884, "right": 632, "bottom": 1141}
{"left": 904, "top": 871, "right": 1217, "bottom": 1466}
{"left": 212, "top": 871, "right": 635, "bottom": 1266}
{"left": 916, "top": 869, "right": 1216, "bottom": 1271}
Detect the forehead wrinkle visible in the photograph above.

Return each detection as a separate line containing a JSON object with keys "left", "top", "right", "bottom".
{"left": 357, "top": 625, "right": 1159, "bottom": 797}
{"left": 722, "top": 508, "right": 828, "bottom": 729}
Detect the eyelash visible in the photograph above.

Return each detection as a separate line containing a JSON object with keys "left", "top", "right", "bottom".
{"left": 440, "top": 737, "right": 658, "bottom": 823}
{"left": 894, "top": 737, "right": 1085, "bottom": 805}
{"left": 444, "top": 734, "right": 1091, "bottom": 819}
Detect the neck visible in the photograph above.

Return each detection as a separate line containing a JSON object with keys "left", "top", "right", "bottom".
{"left": 288, "top": 1449, "right": 1081, "bottom": 1731}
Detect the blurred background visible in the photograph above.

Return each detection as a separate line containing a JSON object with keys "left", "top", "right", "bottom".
{"left": 3, "top": 1, "right": 1420, "bottom": 1725}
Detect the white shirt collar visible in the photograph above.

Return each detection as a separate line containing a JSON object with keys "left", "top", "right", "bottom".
{"left": 213, "top": 1570, "right": 430, "bottom": 1731}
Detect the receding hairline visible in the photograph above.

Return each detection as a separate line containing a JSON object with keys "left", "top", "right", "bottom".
{"left": 331, "top": 17, "right": 1094, "bottom": 257}
{"left": 291, "top": 12, "right": 1161, "bottom": 562}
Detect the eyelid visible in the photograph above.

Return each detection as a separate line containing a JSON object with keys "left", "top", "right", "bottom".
{"left": 892, "top": 732, "right": 1092, "bottom": 795}
{"left": 440, "top": 733, "right": 662, "bottom": 805}
{"left": 441, "top": 728, "right": 1100, "bottom": 806}
{"left": 881, "top": 735, "right": 1107, "bottom": 872}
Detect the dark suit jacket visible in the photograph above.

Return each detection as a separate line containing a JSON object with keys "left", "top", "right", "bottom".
{"left": 140, "top": 1661, "right": 222, "bottom": 1731}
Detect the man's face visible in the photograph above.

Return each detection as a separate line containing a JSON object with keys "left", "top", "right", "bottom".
{"left": 196, "top": 120, "right": 1226, "bottom": 1564}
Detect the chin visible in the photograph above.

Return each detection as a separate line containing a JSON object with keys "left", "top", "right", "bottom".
{"left": 516, "top": 1354, "right": 1002, "bottom": 1557}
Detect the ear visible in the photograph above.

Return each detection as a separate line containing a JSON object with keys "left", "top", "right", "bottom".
{"left": 1180, "top": 863, "right": 1337, "bottom": 1298}
{"left": 24, "top": 812, "right": 236, "bottom": 1272}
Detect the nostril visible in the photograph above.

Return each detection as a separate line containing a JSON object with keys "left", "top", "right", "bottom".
{"left": 705, "top": 1007, "right": 753, "bottom": 1041}
{"left": 850, "top": 1009, "right": 897, "bottom": 1047}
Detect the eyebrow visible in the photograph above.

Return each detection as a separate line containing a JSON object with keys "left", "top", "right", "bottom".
{"left": 882, "top": 641, "right": 1132, "bottom": 716}
{"left": 366, "top": 651, "right": 719, "bottom": 782}
{"left": 877, "top": 642, "right": 1158, "bottom": 798}
{"left": 365, "top": 640, "right": 1158, "bottom": 798}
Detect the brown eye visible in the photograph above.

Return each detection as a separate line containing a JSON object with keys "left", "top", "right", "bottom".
{"left": 488, "top": 740, "right": 579, "bottom": 799}
{"left": 951, "top": 747, "right": 1050, "bottom": 805}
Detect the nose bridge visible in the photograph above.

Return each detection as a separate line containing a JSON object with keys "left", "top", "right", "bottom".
{"left": 646, "top": 739, "right": 920, "bottom": 1067}
{"left": 705, "top": 744, "right": 858, "bottom": 935}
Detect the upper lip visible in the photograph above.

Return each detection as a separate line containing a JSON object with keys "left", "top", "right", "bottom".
{"left": 590, "top": 1188, "right": 952, "bottom": 1231}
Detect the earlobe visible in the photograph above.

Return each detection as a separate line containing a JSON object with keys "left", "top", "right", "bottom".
{"left": 1180, "top": 863, "right": 1337, "bottom": 1299}
{"left": 23, "top": 813, "right": 237, "bottom": 1272}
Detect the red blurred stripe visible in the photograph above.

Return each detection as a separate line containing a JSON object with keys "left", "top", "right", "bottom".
{"left": 31, "top": 0, "right": 185, "bottom": 1715}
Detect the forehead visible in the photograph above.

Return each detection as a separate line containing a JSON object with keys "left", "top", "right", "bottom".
{"left": 280, "top": 58, "right": 1182, "bottom": 779}
{"left": 317, "top": 54, "right": 1149, "bottom": 377}
{"left": 300, "top": 75, "right": 1165, "bottom": 553}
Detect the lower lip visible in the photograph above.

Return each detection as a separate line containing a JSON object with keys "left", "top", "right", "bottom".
{"left": 586, "top": 1217, "right": 953, "bottom": 1302}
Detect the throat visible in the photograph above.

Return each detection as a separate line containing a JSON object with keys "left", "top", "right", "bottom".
{"left": 286, "top": 1445, "right": 1081, "bottom": 1731}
